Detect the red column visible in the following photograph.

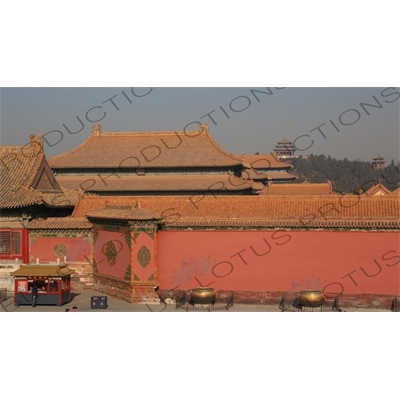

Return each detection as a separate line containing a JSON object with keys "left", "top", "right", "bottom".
{"left": 14, "top": 279, "right": 18, "bottom": 304}
{"left": 23, "top": 229, "right": 29, "bottom": 263}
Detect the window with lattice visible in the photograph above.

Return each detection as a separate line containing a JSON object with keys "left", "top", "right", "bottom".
{"left": 0, "top": 230, "right": 21, "bottom": 256}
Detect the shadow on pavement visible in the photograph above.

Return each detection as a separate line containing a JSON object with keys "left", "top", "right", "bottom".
{"left": 69, "top": 292, "right": 81, "bottom": 301}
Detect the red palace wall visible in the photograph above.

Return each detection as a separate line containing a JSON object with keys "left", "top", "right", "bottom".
{"left": 94, "top": 230, "right": 131, "bottom": 280}
{"left": 157, "top": 231, "right": 400, "bottom": 297}
{"left": 31, "top": 237, "right": 91, "bottom": 263}
{"left": 134, "top": 232, "right": 155, "bottom": 282}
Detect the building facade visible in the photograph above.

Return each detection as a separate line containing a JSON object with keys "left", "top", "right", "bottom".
{"left": 240, "top": 153, "right": 297, "bottom": 184}
{"left": 0, "top": 135, "right": 75, "bottom": 290}
{"left": 67, "top": 193, "right": 400, "bottom": 307}
{"left": 1, "top": 127, "right": 399, "bottom": 308}
{"left": 48, "top": 123, "right": 263, "bottom": 196}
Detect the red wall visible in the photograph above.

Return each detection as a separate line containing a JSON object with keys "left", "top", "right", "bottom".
{"left": 157, "top": 231, "right": 400, "bottom": 296}
{"left": 134, "top": 232, "right": 155, "bottom": 282}
{"left": 94, "top": 230, "right": 130, "bottom": 279}
{"left": 31, "top": 237, "right": 91, "bottom": 263}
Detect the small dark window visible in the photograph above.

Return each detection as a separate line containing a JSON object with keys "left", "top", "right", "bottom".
{"left": 12, "top": 232, "right": 21, "bottom": 254}
{"left": 0, "top": 231, "right": 11, "bottom": 255}
{"left": 0, "top": 230, "right": 22, "bottom": 256}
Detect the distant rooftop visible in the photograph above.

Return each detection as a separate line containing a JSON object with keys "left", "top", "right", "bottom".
{"left": 48, "top": 123, "right": 245, "bottom": 169}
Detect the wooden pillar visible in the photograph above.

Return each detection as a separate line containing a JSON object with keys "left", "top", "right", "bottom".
{"left": 23, "top": 228, "right": 29, "bottom": 264}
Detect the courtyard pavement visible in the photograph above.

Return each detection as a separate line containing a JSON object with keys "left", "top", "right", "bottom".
{"left": 0, "top": 289, "right": 393, "bottom": 312}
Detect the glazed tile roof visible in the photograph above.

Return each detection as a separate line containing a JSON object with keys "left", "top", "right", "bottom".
{"left": 390, "top": 187, "right": 400, "bottom": 196}
{"left": 86, "top": 203, "right": 160, "bottom": 221}
{"left": 242, "top": 169, "right": 297, "bottom": 181}
{"left": 164, "top": 218, "right": 400, "bottom": 229}
{"left": 0, "top": 186, "right": 43, "bottom": 209}
{"left": 71, "top": 194, "right": 400, "bottom": 229}
{"left": 11, "top": 265, "right": 75, "bottom": 277}
{"left": 372, "top": 154, "right": 385, "bottom": 161}
{"left": 274, "top": 138, "right": 296, "bottom": 150}
{"left": 364, "top": 181, "right": 391, "bottom": 196}
{"left": 240, "top": 153, "right": 293, "bottom": 169}
{"left": 260, "top": 181, "right": 332, "bottom": 195}
{"left": 41, "top": 189, "right": 78, "bottom": 207}
{"left": 1, "top": 145, "right": 45, "bottom": 208}
{"left": 0, "top": 136, "right": 71, "bottom": 209}
{"left": 277, "top": 138, "right": 292, "bottom": 144}
{"left": 48, "top": 124, "right": 244, "bottom": 169}
{"left": 28, "top": 218, "right": 92, "bottom": 230}
{"left": 53, "top": 174, "right": 262, "bottom": 192}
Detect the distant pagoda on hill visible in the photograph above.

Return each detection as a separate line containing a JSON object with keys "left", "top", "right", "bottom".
{"left": 371, "top": 154, "right": 386, "bottom": 170}
{"left": 273, "top": 138, "right": 296, "bottom": 158}
{"left": 238, "top": 153, "right": 297, "bottom": 185}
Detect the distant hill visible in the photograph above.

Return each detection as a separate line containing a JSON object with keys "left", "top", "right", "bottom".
{"left": 288, "top": 155, "right": 400, "bottom": 194}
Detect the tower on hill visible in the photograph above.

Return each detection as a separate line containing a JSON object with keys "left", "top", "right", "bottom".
{"left": 371, "top": 154, "right": 386, "bottom": 169}
{"left": 273, "top": 138, "right": 296, "bottom": 158}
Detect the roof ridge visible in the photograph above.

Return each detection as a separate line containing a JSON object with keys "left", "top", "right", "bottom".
{"left": 48, "top": 123, "right": 243, "bottom": 169}
{"left": 200, "top": 123, "right": 243, "bottom": 164}
{"left": 76, "top": 193, "right": 399, "bottom": 200}
{"left": 26, "top": 150, "right": 47, "bottom": 188}
{"left": 269, "top": 181, "right": 331, "bottom": 185}
{"left": 48, "top": 133, "right": 95, "bottom": 161}
{"left": 99, "top": 130, "right": 200, "bottom": 136}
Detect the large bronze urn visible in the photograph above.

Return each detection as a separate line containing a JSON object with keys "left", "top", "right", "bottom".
{"left": 189, "top": 287, "right": 216, "bottom": 305}
{"left": 298, "top": 290, "right": 325, "bottom": 308}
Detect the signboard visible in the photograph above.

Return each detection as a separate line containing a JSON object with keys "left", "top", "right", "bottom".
{"left": 17, "top": 281, "right": 28, "bottom": 293}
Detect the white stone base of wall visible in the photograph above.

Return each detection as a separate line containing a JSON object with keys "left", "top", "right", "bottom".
{"left": 0, "top": 261, "right": 20, "bottom": 292}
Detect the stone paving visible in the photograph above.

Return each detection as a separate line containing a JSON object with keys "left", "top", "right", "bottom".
{"left": 0, "top": 289, "right": 393, "bottom": 312}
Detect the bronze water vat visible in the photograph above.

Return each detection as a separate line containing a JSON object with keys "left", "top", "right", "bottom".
{"left": 298, "top": 290, "right": 325, "bottom": 308}
{"left": 189, "top": 287, "right": 216, "bottom": 305}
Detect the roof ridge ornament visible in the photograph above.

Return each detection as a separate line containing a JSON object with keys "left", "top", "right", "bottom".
{"left": 198, "top": 121, "right": 208, "bottom": 133}
{"left": 29, "top": 133, "right": 44, "bottom": 152}
{"left": 92, "top": 124, "right": 102, "bottom": 136}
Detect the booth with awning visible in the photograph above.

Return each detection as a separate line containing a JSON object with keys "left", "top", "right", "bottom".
{"left": 11, "top": 264, "right": 75, "bottom": 306}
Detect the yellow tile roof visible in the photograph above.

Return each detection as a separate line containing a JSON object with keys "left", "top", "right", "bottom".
{"left": 48, "top": 124, "right": 244, "bottom": 169}
{"left": 0, "top": 135, "right": 71, "bottom": 209}
{"left": 11, "top": 265, "right": 75, "bottom": 277}
{"left": 54, "top": 174, "right": 261, "bottom": 192}
{"left": 0, "top": 147, "right": 45, "bottom": 208}
{"left": 241, "top": 153, "right": 293, "bottom": 169}
{"left": 28, "top": 217, "right": 92, "bottom": 230}
{"left": 70, "top": 194, "right": 400, "bottom": 229}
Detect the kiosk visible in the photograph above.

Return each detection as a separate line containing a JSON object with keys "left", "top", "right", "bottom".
{"left": 11, "top": 264, "right": 75, "bottom": 307}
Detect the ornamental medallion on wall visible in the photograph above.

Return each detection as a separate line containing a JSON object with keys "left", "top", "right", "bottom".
{"left": 53, "top": 243, "right": 68, "bottom": 257}
{"left": 137, "top": 245, "right": 151, "bottom": 268}
{"left": 105, "top": 241, "right": 118, "bottom": 266}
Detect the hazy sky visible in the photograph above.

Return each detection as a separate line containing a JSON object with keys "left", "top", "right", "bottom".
{"left": 1, "top": 87, "right": 399, "bottom": 163}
